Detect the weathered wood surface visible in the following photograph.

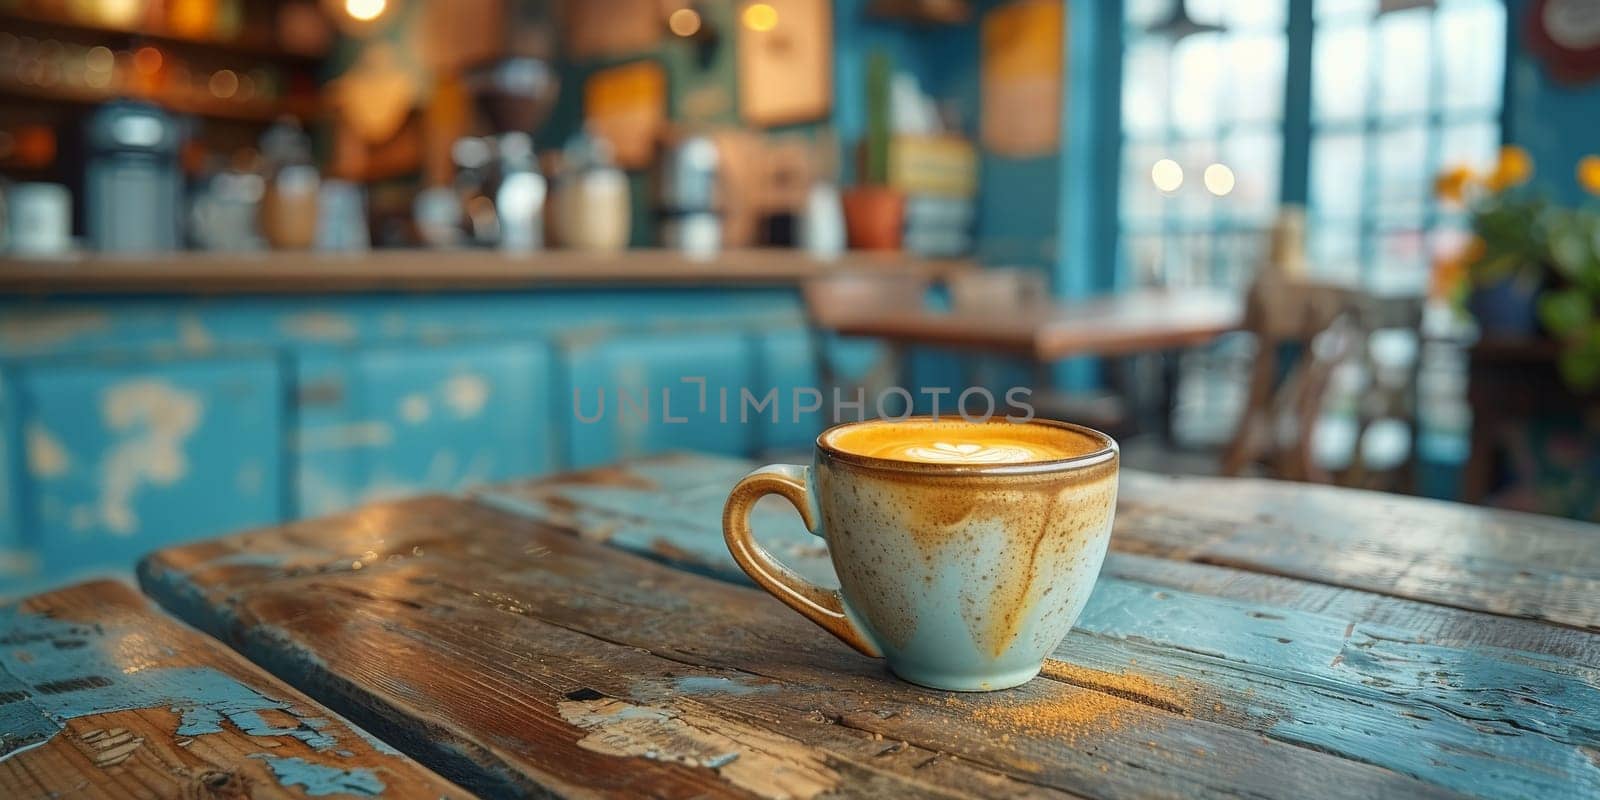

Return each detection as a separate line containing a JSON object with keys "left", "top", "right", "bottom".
{"left": 1114, "top": 471, "right": 1600, "bottom": 632}
{"left": 0, "top": 579, "right": 464, "bottom": 799}
{"left": 479, "top": 454, "right": 1600, "bottom": 632}
{"left": 141, "top": 484, "right": 1600, "bottom": 799}
{"left": 472, "top": 454, "right": 1600, "bottom": 796}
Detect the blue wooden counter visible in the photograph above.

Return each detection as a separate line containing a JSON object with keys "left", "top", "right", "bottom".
{"left": 0, "top": 250, "right": 966, "bottom": 594}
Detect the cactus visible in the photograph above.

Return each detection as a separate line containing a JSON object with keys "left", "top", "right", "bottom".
{"left": 864, "top": 51, "right": 891, "bottom": 185}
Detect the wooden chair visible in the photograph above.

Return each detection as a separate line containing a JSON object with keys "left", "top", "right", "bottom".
{"left": 946, "top": 268, "right": 1127, "bottom": 432}
{"left": 1220, "top": 271, "right": 1360, "bottom": 481}
{"left": 1335, "top": 293, "right": 1427, "bottom": 492}
{"left": 801, "top": 273, "right": 932, "bottom": 421}
{"left": 1221, "top": 273, "right": 1426, "bottom": 491}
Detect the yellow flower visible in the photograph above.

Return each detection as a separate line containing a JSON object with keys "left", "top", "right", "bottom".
{"left": 1431, "top": 236, "right": 1484, "bottom": 301}
{"left": 1485, "top": 145, "right": 1534, "bottom": 191}
{"left": 1434, "top": 165, "right": 1475, "bottom": 203}
{"left": 1578, "top": 155, "right": 1600, "bottom": 197}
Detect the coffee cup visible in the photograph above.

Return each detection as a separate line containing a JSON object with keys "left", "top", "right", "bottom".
{"left": 723, "top": 417, "right": 1118, "bottom": 691}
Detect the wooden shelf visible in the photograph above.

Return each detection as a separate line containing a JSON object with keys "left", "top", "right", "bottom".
{"left": 0, "top": 8, "right": 327, "bottom": 63}
{"left": 0, "top": 249, "right": 975, "bottom": 295}
{"left": 0, "top": 76, "right": 318, "bottom": 123}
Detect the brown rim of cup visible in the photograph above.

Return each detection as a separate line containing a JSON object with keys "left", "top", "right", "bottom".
{"left": 814, "top": 416, "right": 1119, "bottom": 477}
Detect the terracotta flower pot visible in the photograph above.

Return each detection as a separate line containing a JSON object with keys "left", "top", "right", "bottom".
{"left": 841, "top": 185, "right": 905, "bottom": 251}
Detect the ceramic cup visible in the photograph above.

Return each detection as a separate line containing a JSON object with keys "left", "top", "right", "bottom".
{"left": 722, "top": 417, "right": 1119, "bottom": 691}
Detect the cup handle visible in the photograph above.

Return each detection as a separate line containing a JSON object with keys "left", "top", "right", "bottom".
{"left": 722, "top": 464, "right": 882, "bottom": 658}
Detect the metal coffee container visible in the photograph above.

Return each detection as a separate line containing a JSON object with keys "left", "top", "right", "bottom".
{"left": 85, "top": 102, "right": 181, "bottom": 253}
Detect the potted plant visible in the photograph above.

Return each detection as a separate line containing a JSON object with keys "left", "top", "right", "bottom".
{"left": 1435, "top": 146, "right": 1549, "bottom": 337}
{"left": 1535, "top": 156, "right": 1600, "bottom": 390}
{"left": 1435, "top": 151, "right": 1600, "bottom": 391}
{"left": 841, "top": 51, "right": 905, "bottom": 250}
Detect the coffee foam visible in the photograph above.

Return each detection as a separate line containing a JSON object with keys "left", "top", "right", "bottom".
{"left": 823, "top": 419, "right": 1104, "bottom": 465}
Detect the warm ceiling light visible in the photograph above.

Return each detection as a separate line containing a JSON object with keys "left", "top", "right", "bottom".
{"left": 1204, "top": 163, "right": 1235, "bottom": 196}
{"left": 97, "top": 0, "right": 144, "bottom": 26}
{"left": 345, "top": 0, "right": 386, "bottom": 22}
{"left": 669, "top": 7, "right": 702, "bottom": 37}
{"left": 743, "top": 2, "right": 778, "bottom": 31}
{"left": 1151, "top": 158, "right": 1183, "bottom": 193}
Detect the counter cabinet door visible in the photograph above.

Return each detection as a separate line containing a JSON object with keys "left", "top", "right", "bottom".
{"left": 0, "top": 367, "right": 31, "bottom": 587}
{"left": 294, "top": 340, "right": 556, "bottom": 518}
{"left": 13, "top": 355, "right": 285, "bottom": 582}
{"left": 565, "top": 331, "right": 759, "bottom": 467}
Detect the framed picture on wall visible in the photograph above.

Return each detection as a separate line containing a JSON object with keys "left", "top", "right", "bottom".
{"left": 981, "top": 0, "right": 1063, "bottom": 158}
{"left": 737, "top": 0, "right": 833, "bottom": 127}
{"left": 584, "top": 60, "right": 668, "bottom": 169}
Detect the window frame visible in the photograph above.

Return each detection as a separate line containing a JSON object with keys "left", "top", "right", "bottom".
{"left": 1114, "top": 0, "right": 1510, "bottom": 293}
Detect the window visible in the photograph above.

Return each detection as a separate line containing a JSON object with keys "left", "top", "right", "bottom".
{"left": 1309, "top": 0, "right": 1506, "bottom": 294}
{"left": 1116, "top": 0, "right": 1505, "bottom": 458}
{"left": 1120, "top": 0, "right": 1289, "bottom": 290}
{"left": 1118, "top": 0, "right": 1506, "bottom": 294}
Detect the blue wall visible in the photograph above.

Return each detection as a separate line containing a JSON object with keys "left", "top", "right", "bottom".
{"left": 1504, "top": 0, "right": 1600, "bottom": 206}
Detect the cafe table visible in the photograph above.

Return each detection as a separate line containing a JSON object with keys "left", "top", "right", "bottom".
{"left": 5, "top": 452, "right": 1599, "bottom": 798}
{"left": 828, "top": 287, "right": 1244, "bottom": 361}
{"left": 827, "top": 287, "right": 1244, "bottom": 440}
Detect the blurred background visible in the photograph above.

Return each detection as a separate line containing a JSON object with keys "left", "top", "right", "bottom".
{"left": 1, "top": 0, "right": 1597, "bottom": 596}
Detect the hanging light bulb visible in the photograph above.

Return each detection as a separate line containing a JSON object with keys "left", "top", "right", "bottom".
{"left": 1151, "top": 158, "right": 1184, "bottom": 193}
{"left": 743, "top": 3, "right": 778, "bottom": 32}
{"left": 1203, "top": 163, "right": 1235, "bottom": 196}
{"left": 345, "top": 0, "right": 386, "bottom": 22}
{"left": 669, "top": 8, "right": 702, "bottom": 37}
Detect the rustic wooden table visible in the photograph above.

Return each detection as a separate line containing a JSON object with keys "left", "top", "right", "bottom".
{"left": 7, "top": 452, "right": 1598, "bottom": 798}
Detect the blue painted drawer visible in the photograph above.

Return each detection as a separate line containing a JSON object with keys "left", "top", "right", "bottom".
{"left": 294, "top": 340, "right": 557, "bottom": 517}
{"left": 15, "top": 355, "right": 285, "bottom": 579}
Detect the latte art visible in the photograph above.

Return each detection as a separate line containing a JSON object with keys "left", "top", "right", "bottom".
{"left": 892, "top": 441, "right": 1046, "bottom": 464}
{"left": 825, "top": 419, "right": 1101, "bottom": 466}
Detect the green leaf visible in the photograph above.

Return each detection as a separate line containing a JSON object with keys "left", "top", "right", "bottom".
{"left": 1538, "top": 289, "right": 1593, "bottom": 337}
{"left": 1557, "top": 341, "right": 1600, "bottom": 391}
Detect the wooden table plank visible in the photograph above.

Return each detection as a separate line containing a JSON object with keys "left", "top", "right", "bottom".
{"left": 141, "top": 488, "right": 1600, "bottom": 799}
{"left": 827, "top": 288, "right": 1242, "bottom": 360}
{"left": 480, "top": 454, "right": 1600, "bottom": 633}
{"left": 468, "top": 454, "right": 1600, "bottom": 799}
{"left": 1114, "top": 471, "right": 1600, "bottom": 633}
{"left": 0, "top": 579, "right": 463, "bottom": 799}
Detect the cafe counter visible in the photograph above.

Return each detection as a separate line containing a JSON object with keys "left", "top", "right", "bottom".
{"left": 0, "top": 250, "right": 970, "bottom": 593}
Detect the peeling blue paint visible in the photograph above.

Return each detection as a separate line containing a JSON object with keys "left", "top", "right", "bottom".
{"left": 3, "top": 288, "right": 828, "bottom": 593}
{"left": 671, "top": 676, "right": 770, "bottom": 696}
{"left": 0, "top": 604, "right": 341, "bottom": 760}
{"left": 1066, "top": 578, "right": 1600, "bottom": 800}
{"left": 250, "top": 754, "right": 386, "bottom": 796}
